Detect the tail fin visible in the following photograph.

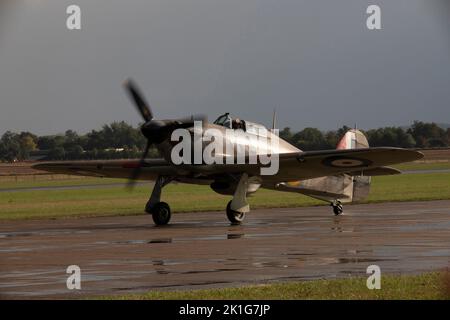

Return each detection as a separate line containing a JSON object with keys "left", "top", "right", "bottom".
{"left": 335, "top": 129, "right": 371, "bottom": 201}
{"left": 276, "top": 130, "right": 378, "bottom": 206}
{"left": 336, "top": 129, "right": 369, "bottom": 150}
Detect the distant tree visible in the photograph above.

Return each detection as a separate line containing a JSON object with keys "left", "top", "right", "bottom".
{"left": 427, "top": 138, "right": 446, "bottom": 148}
{"left": 397, "top": 130, "right": 416, "bottom": 148}
{"left": 85, "top": 130, "right": 105, "bottom": 150}
{"left": 48, "top": 147, "right": 66, "bottom": 160}
{"left": 0, "top": 131, "right": 21, "bottom": 161}
{"left": 292, "top": 127, "right": 327, "bottom": 150}
{"left": 408, "top": 121, "right": 446, "bottom": 148}
{"left": 18, "top": 132, "right": 37, "bottom": 159}
{"left": 279, "top": 127, "right": 294, "bottom": 144}
{"left": 66, "top": 145, "right": 84, "bottom": 159}
{"left": 37, "top": 136, "right": 55, "bottom": 150}
{"left": 366, "top": 127, "right": 416, "bottom": 148}
{"left": 19, "top": 131, "right": 38, "bottom": 145}
{"left": 37, "top": 135, "right": 66, "bottom": 150}
{"left": 84, "top": 121, "right": 145, "bottom": 151}
{"left": 324, "top": 131, "right": 339, "bottom": 149}
{"left": 64, "top": 130, "right": 78, "bottom": 141}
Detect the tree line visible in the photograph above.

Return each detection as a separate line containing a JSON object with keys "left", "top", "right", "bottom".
{"left": 0, "top": 122, "right": 155, "bottom": 162}
{"left": 280, "top": 121, "right": 450, "bottom": 151}
{"left": 0, "top": 121, "right": 449, "bottom": 162}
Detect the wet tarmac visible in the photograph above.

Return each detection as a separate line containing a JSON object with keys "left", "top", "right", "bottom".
{"left": 1, "top": 200, "right": 450, "bottom": 299}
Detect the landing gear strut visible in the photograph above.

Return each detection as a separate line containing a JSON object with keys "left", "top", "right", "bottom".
{"left": 331, "top": 200, "right": 343, "bottom": 216}
{"left": 146, "top": 176, "right": 173, "bottom": 225}
{"left": 226, "top": 173, "right": 250, "bottom": 225}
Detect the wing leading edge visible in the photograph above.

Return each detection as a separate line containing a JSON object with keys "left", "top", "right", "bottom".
{"left": 32, "top": 159, "right": 175, "bottom": 180}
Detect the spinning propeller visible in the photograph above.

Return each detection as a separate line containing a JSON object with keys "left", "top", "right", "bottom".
{"left": 123, "top": 79, "right": 206, "bottom": 188}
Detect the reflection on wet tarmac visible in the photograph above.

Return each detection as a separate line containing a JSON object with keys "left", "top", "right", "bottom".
{"left": 1, "top": 200, "right": 450, "bottom": 298}
{"left": 227, "top": 233, "right": 245, "bottom": 239}
{"left": 148, "top": 238, "right": 172, "bottom": 244}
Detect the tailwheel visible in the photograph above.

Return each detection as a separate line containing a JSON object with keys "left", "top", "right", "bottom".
{"left": 332, "top": 200, "right": 343, "bottom": 216}
{"left": 149, "top": 202, "right": 171, "bottom": 225}
{"left": 226, "top": 200, "right": 246, "bottom": 225}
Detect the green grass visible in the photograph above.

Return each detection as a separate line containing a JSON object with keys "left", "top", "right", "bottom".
{"left": 1, "top": 172, "right": 450, "bottom": 220}
{"left": 0, "top": 177, "right": 125, "bottom": 190}
{"left": 100, "top": 272, "right": 450, "bottom": 300}
{"left": 366, "top": 172, "right": 450, "bottom": 203}
{"left": 393, "top": 161, "right": 450, "bottom": 171}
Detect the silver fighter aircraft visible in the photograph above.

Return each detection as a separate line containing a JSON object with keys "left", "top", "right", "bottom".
{"left": 33, "top": 80, "right": 423, "bottom": 225}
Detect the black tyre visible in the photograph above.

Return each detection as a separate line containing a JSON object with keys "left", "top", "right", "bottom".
{"left": 226, "top": 200, "right": 245, "bottom": 224}
{"left": 333, "top": 203, "right": 343, "bottom": 216}
{"left": 151, "top": 202, "right": 171, "bottom": 225}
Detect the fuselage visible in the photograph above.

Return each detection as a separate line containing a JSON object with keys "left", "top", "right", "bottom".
{"left": 157, "top": 121, "right": 300, "bottom": 164}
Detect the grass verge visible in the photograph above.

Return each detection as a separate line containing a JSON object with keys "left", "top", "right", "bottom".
{"left": 393, "top": 162, "right": 450, "bottom": 171}
{"left": 100, "top": 272, "right": 450, "bottom": 300}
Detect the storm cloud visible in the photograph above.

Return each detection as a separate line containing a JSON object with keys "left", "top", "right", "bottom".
{"left": 0, "top": 0, "right": 449, "bottom": 135}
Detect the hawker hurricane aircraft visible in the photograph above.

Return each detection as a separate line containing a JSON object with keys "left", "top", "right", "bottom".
{"left": 33, "top": 80, "right": 423, "bottom": 225}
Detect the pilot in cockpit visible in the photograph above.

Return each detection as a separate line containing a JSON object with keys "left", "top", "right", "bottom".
{"left": 214, "top": 113, "right": 245, "bottom": 130}
{"left": 232, "top": 118, "right": 244, "bottom": 130}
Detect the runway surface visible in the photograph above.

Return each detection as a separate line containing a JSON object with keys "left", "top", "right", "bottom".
{"left": 1, "top": 200, "right": 450, "bottom": 299}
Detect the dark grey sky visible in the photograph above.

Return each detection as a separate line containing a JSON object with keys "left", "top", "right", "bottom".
{"left": 0, "top": 0, "right": 449, "bottom": 135}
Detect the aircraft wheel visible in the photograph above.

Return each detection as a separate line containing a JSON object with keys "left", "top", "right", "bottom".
{"left": 151, "top": 202, "right": 171, "bottom": 225}
{"left": 332, "top": 201, "right": 343, "bottom": 216}
{"left": 226, "top": 200, "right": 245, "bottom": 224}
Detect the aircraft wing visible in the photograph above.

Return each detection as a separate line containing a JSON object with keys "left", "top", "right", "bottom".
{"left": 32, "top": 147, "right": 423, "bottom": 182}
{"left": 32, "top": 159, "right": 177, "bottom": 180}
{"left": 262, "top": 147, "right": 423, "bottom": 183}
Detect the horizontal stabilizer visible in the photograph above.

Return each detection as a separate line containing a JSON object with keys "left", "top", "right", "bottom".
{"left": 276, "top": 182, "right": 350, "bottom": 199}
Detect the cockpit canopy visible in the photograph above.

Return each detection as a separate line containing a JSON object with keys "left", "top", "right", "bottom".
{"left": 213, "top": 113, "right": 268, "bottom": 136}
{"left": 213, "top": 113, "right": 233, "bottom": 128}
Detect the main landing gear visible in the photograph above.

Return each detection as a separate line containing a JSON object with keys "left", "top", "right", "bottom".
{"left": 146, "top": 176, "right": 173, "bottom": 226}
{"left": 226, "top": 173, "right": 250, "bottom": 225}
{"left": 331, "top": 200, "right": 344, "bottom": 216}
{"left": 146, "top": 174, "right": 251, "bottom": 226}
